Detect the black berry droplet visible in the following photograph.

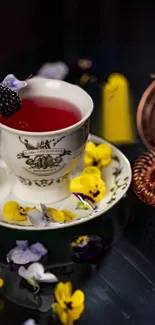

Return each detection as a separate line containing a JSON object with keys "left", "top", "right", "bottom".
{"left": 0, "top": 85, "right": 21, "bottom": 118}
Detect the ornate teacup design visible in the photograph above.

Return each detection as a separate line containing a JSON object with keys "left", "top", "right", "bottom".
{"left": 0, "top": 78, "right": 93, "bottom": 203}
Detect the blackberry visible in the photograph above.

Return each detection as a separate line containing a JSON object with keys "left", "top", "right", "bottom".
{"left": 0, "top": 85, "right": 21, "bottom": 118}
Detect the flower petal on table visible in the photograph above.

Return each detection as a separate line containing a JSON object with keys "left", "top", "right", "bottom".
{"left": 54, "top": 282, "right": 71, "bottom": 305}
{"left": 71, "top": 290, "right": 85, "bottom": 307}
{"left": 6, "top": 247, "right": 32, "bottom": 264}
{"left": 19, "top": 263, "right": 44, "bottom": 280}
{"left": 24, "top": 249, "right": 46, "bottom": 263}
{"left": 39, "top": 272, "right": 58, "bottom": 283}
{"left": 7, "top": 248, "right": 35, "bottom": 264}
{"left": 30, "top": 243, "right": 47, "bottom": 257}
{"left": 19, "top": 263, "right": 58, "bottom": 283}
{"left": 16, "top": 240, "right": 28, "bottom": 249}
{"left": 18, "top": 266, "right": 38, "bottom": 280}
{"left": 7, "top": 242, "right": 47, "bottom": 264}
{"left": 26, "top": 262, "right": 44, "bottom": 274}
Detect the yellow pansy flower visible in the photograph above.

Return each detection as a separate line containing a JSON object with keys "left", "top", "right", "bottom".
{"left": 84, "top": 142, "right": 112, "bottom": 169}
{"left": 70, "top": 167, "right": 106, "bottom": 203}
{"left": 0, "top": 278, "right": 4, "bottom": 288}
{"left": 3, "top": 201, "right": 35, "bottom": 222}
{"left": 48, "top": 208, "right": 76, "bottom": 223}
{"left": 53, "top": 281, "right": 85, "bottom": 325}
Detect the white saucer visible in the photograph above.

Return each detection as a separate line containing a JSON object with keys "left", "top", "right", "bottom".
{"left": 0, "top": 134, "right": 132, "bottom": 231}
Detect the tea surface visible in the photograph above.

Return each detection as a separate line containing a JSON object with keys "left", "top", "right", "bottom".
{"left": 0, "top": 97, "right": 81, "bottom": 132}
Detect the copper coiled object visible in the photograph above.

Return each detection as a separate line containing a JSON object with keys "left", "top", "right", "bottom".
{"left": 132, "top": 150, "right": 155, "bottom": 206}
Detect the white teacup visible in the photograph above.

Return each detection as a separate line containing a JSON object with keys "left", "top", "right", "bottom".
{"left": 0, "top": 77, "right": 93, "bottom": 204}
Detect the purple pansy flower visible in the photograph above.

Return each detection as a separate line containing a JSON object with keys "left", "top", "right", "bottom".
{"left": 71, "top": 235, "right": 107, "bottom": 264}
{"left": 0, "top": 74, "right": 27, "bottom": 92}
{"left": 37, "top": 62, "right": 69, "bottom": 80}
{"left": 23, "top": 320, "right": 37, "bottom": 325}
{"left": 6, "top": 240, "right": 47, "bottom": 265}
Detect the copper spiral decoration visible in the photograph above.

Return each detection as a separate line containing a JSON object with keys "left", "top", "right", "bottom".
{"left": 132, "top": 150, "right": 155, "bottom": 206}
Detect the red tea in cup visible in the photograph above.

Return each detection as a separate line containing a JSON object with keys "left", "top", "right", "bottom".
{"left": 0, "top": 97, "right": 82, "bottom": 132}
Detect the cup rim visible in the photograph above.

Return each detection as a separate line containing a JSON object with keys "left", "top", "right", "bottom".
{"left": 0, "top": 80, "right": 94, "bottom": 136}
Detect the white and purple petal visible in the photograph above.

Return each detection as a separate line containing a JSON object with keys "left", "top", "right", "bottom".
{"left": 1, "top": 74, "right": 27, "bottom": 91}
{"left": 6, "top": 247, "right": 30, "bottom": 264}
{"left": 28, "top": 209, "right": 47, "bottom": 227}
{"left": 7, "top": 247, "right": 37, "bottom": 265}
{"left": 7, "top": 241, "right": 47, "bottom": 264}
{"left": 18, "top": 265, "right": 42, "bottom": 281}
{"left": 37, "top": 62, "right": 69, "bottom": 80}
{"left": 18, "top": 262, "right": 58, "bottom": 283}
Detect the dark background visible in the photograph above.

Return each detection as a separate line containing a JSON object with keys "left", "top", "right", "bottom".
{"left": 1, "top": 0, "right": 155, "bottom": 103}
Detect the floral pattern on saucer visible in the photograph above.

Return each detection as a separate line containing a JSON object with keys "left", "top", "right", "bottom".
{"left": 0, "top": 134, "right": 131, "bottom": 230}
